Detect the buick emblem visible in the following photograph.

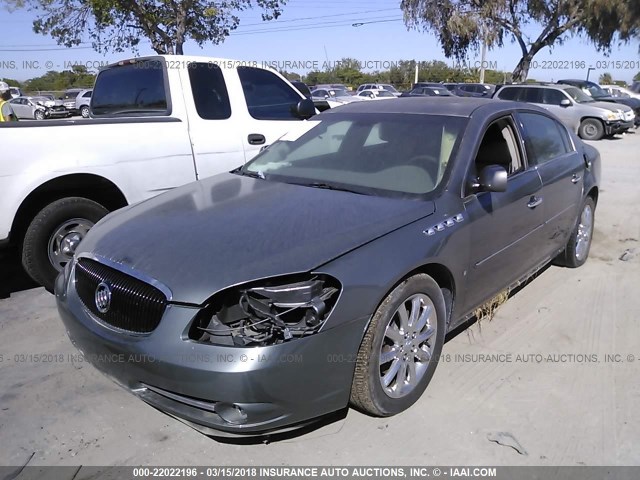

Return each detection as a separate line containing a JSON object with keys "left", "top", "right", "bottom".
{"left": 95, "top": 282, "right": 112, "bottom": 313}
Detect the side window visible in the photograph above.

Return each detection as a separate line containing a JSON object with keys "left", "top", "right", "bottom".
{"left": 471, "top": 118, "right": 524, "bottom": 187}
{"left": 83, "top": 91, "right": 92, "bottom": 98}
{"left": 519, "top": 113, "right": 570, "bottom": 164}
{"left": 497, "top": 87, "right": 519, "bottom": 101}
{"left": 312, "top": 89, "right": 326, "bottom": 98}
{"left": 189, "top": 63, "right": 231, "bottom": 120}
{"left": 522, "top": 88, "right": 543, "bottom": 103}
{"left": 238, "top": 66, "right": 303, "bottom": 120}
{"left": 542, "top": 89, "right": 566, "bottom": 105}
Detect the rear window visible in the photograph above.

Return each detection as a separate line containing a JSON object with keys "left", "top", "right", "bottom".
{"left": 189, "top": 63, "right": 231, "bottom": 120}
{"left": 91, "top": 60, "right": 169, "bottom": 116}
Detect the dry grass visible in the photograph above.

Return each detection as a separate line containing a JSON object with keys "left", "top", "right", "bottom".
{"left": 473, "top": 289, "right": 511, "bottom": 327}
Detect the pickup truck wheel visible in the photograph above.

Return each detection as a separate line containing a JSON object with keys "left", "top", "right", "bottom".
{"left": 34, "top": 110, "right": 45, "bottom": 120}
{"left": 22, "top": 197, "right": 109, "bottom": 293}
{"left": 80, "top": 106, "right": 90, "bottom": 118}
{"left": 350, "top": 274, "right": 446, "bottom": 416}
{"left": 579, "top": 119, "right": 604, "bottom": 141}
{"left": 557, "top": 197, "right": 596, "bottom": 268}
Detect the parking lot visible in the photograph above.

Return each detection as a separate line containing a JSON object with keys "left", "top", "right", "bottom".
{"left": 1, "top": 131, "right": 639, "bottom": 467}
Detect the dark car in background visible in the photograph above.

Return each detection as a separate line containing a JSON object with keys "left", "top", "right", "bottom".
{"left": 56, "top": 98, "right": 600, "bottom": 437}
{"left": 400, "top": 86, "right": 454, "bottom": 97}
{"left": 454, "top": 83, "right": 496, "bottom": 97}
{"left": 557, "top": 79, "right": 640, "bottom": 126}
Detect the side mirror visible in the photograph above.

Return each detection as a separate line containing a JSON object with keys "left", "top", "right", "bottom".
{"left": 560, "top": 99, "right": 571, "bottom": 107}
{"left": 478, "top": 165, "right": 508, "bottom": 192}
{"left": 293, "top": 98, "right": 316, "bottom": 120}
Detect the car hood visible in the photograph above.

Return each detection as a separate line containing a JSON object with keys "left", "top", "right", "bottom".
{"left": 77, "top": 173, "right": 435, "bottom": 304}
{"left": 584, "top": 100, "right": 633, "bottom": 113}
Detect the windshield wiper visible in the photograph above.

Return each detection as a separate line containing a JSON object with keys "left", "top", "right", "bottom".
{"left": 236, "top": 169, "right": 265, "bottom": 179}
{"left": 290, "top": 181, "right": 366, "bottom": 195}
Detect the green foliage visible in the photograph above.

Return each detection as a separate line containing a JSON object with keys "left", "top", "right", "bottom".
{"left": 599, "top": 72, "right": 613, "bottom": 84}
{"left": 634, "top": 72, "right": 640, "bottom": 82}
{"left": 22, "top": 68, "right": 96, "bottom": 92}
{"left": 0, "top": 78, "right": 23, "bottom": 87}
{"left": 299, "top": 58, "right": 511, "bottom": 90}
{"left": 401, "top": 0, "right": 640, "bottom": 82}
{"left": 19, "top": 0, "right": 286, "bottom": 54}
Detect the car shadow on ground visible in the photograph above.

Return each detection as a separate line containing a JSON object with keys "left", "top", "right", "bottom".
{"left": 0, "top": 247, "right": 39, "bottom": 299}
{"left": 210, "top": 264, "right": 557, "bottom": 445}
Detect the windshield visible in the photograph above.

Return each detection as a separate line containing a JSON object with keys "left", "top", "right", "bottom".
{"left": 583, "top": 83, "right": 608, "bottom": 99}
{"left": 331, "top": 89, "right": 351, "bottom": 97}
{"left": 241, "top": 113, "right": 467, "bottom": 196}
{"left": 564, "top": 86, "right": 594, "bottom": 103}
{"left": 63, "top": 91, "right": 80, "bottom": 100}
{"left": 377, "top": 90, "right": 395, "bottom": 97}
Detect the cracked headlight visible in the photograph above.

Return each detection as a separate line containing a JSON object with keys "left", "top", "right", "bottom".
{"left": 606, "top": 111, "right": 620, "bottom": 121}
{"left": 188, "top": 275, "right": 341, "bottom": 347}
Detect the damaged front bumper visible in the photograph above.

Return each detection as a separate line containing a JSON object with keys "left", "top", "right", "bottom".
{"left": 55, "top": 269, "right": 368, "bottom": 437}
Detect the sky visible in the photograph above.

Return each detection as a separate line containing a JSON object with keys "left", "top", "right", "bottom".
{"left": 1, "top": 0, "right": 639, "bottom": 84}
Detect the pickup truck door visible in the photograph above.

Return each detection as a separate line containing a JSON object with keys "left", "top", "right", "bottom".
{"left": 235, "top": 66, "right": 308, "bottom": 160}
{"left": 182, "top": 62, "right": 247, "bottom": 180}
{"left": 463, "top": 116, "right": 545, "bottom": 311}
{"left": 516, "top": 111, "right": 584, "bottom": 258}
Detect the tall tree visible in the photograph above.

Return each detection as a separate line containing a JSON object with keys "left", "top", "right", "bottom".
{"left": 401, "top": 0, "right": 640, "bottom": 82}
{"left": 10, "top": 0, "right": 286, "bottom": 55}
{"left": 599, "top": 72, "right": 613, "bottom": 84}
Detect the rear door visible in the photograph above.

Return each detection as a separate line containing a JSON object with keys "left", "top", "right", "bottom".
{"left": 183, "top": 62, "right": 246, "bottom": 179}
{"left": 463, "top": 115, "right": 545, "bottom": 310}
{"left": 236, "top": 66, "right": 307, "bottom": 161}
{"left": 10, "top": 99, "right": 27, "bottom": 118}
{"left": 540, "top": 89, "right": 580, "bottom": 133}
{"left": 516, "top": 111, "right": 584, "bottom": 258}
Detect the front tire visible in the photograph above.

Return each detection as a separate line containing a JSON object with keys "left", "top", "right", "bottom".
{"left": 22, "top": 197, "right": 109, "bottom": 293}
{"left": 350, "top": 274, "right": 446, "bottom": 416}
{"left": 80, "top": 106, "right": 90, "bottom": 118}
{"left": 34, "top": 110, "right": 45, "bottom": 120}
{"left": 579, "top": 119, "right": 605, "bottom": 141}
{"left": 556, "top": 197, "right": 596, "bottom": 268}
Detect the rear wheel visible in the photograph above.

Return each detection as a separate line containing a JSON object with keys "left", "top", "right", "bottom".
{"left": 579, "top": 119, "right": 605, "bottom": 141}
{"left": 22, "top": 197, "right": 109, "bottom": 292}
{"left": 350, "top": 274, "right": 446, "bottom": 416}
{"left": 556, "top": 197, "right": 596, "bottom": 268}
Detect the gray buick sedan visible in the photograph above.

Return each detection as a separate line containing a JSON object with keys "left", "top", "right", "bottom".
{"left": 56, "top": 98, "right": 600, "bottom": 437}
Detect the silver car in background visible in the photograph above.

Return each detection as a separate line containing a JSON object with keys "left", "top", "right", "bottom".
{"left": 8, "top": 96, "right": 69, "bottom": 120}
{"left": 61, "top": 88, "right": 85, "bottom": 115}
{"left": 494, "top": 83, "right": 634, "bottom": 140}
{"left": 75, "top": 89, "right": 93, "bottom": 118}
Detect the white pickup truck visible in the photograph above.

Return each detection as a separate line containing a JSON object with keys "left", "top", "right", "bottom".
{"left": 0, "top": 55, "right": 316, "bottom": 291}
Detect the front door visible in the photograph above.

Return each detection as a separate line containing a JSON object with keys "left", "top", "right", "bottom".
{"left": 463, "top": 116, "right": 545, "bottom": 311}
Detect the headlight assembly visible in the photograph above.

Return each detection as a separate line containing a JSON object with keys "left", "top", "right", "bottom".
{"left": 188, "top": 275, "right": 341, "bottom": 347}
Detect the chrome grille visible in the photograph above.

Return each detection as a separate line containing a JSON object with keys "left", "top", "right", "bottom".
{"left": 75, "top": 258, "right": 167, "bottom": 333}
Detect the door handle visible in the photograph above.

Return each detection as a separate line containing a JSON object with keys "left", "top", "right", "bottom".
{"left": 527, "top": 196, "right": 543, "bottom": 209}
{"left": 571, "top": 174, "right": 582, "bottom": 184}
{"left": 248, "top": 134, "right": 266, "bottom": 145}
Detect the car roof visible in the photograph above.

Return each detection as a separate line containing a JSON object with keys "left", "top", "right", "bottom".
{"left": 321, "top": 97, "right": 542, "bottom": 117}
{"left": 500, "top": 83, "right": 572, "bottom": 90}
